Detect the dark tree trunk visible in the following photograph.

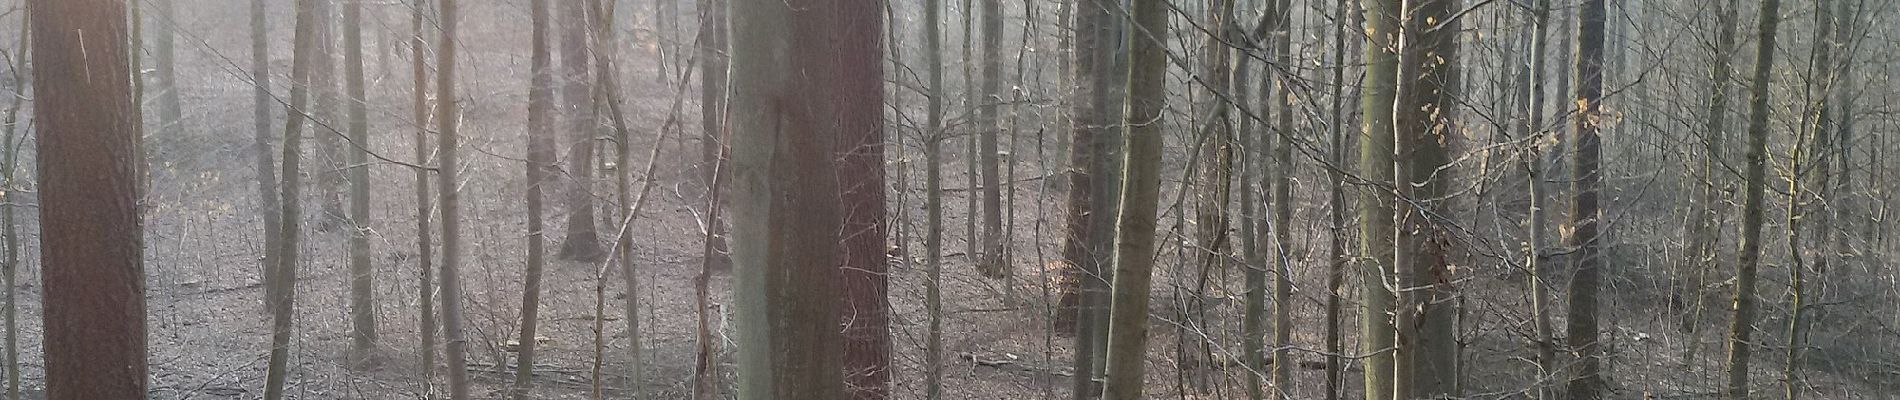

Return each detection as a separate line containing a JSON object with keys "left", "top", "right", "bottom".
{"left": 834, "top": 1, "right": 891, "bottom": 397}
{"left": 30, "top": 0, "right": 148, "bottom": 397}
{"left": 559, "top": 0, "right": 606, "bottom": 262}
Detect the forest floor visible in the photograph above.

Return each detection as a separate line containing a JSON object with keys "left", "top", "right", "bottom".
{"left": 0, "top": 1, "right": 1895, "bottom": 399}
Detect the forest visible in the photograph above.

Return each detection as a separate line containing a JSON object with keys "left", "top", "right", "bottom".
{"left": 9, "top": 0, "right": 1900, "bottom": 398}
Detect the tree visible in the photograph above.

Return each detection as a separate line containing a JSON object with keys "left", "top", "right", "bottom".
{"left": 153, "top": 0, "right": 182, "bottom": 139}
{"left": 436, "top": 0, "right": 473, "bottom": 397}
{"left": 976, "top": 0, "right": 1006, "bottom": 279}
{"left": 342, "top": 0, "right": 379, "bottom": 367}
{"left": 512, "top": 0, "right": 556, "bottom": 396}
{"left": 1322, "top": 0, "right": 1354, "bottom": 397}
{"left": 1564, "top": 0, "right": 1607, "bottom": 397}
{"left": 1357, "top": 0, "right": 1400, "bottom": 396}
{"left": 559, "top": 0, "right": 607, "bottom": 262}
{"left": 1184, "top": 0, "right": 1233, "bottom": 391}
{"left": 1100, "top": 0, "right": 1164, "bottom": 397}
{"left": 408, "top": 0, "right": 438, "bottom": 389}
{"left": 1516, "top": 0, "right": 1559, "bottom": 397}
{"left": 1390, "top": 0, "right": 1461, "bottom": 396}
{"left": 253, "top": 0, "right": 283, "bottom": 313}
{"left": 1683, "top": 0, "right": 1740, "bottom": 337}
{"left": 923, "top": 0, "right": 947, "bottom": 396}
{"left": 728, "top": 0, "right": 875, "bottom": 397}
{"left": 696, "top": 0, "right": 730, "bottom": 269}
{"left": 836, "top": 0, "right": 892, "bottom": 396}
{"left": 264, "top": 0, "right": 318, "bottom": 397}
{"left": 1063, "top": 0, "right": 1119, "bottom": 397}
{"left": 30, "top": 0, "right": 147, "bottom": 397}
{"left": 1269, "top": 0, "right": 1297, "bottom": 394}
{"left": 1723, "top": 0, "right": 1782, "bottom": 398}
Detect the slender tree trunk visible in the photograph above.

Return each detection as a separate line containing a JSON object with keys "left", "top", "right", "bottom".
{"left": 254, "top": 0, "right": 284, "bottom": 314}
{"left": 1518, "top": 1, "right": 1557, "bottom": 396}
{"left": 154, "top": 0, "right": 182, "bottom": 139}
{"left": 1237, "top": 10, "right": 1268, "bottom": 400}
{"left": 923, "top": 0, "right": 946, "bottom": 398}
{"left": 512, "top": 0, "right": 556, "bottom": 396}
{"left": 1067, "top": 2, "right": 1120, "bottom": 397}
{"left": 1324, "top": 0, "right": 1354, "bottom": 397}
{"left": 977, "top": 0, "right": 1007, "bottom": 280}
{"left": 436, "top": 0, "right": 472, "bottom": 396}
{"left": 1101, "top": 0, "right": 1165, "bottom": 397}
{"left": 0, "top": 22, "right": 24, "bottom": 400}
{"left": 1269, "top": 0, "right": 1298, "bottom": 394}
{"left": 729, "top": 0, "right": 865, "bottom": 397}
{"left": 1358, "top": 0, "right": 1401, "bottom": 397}
{"left": 696, "top": 0, "right": 731, "bottom": 270}
{"left": 409, "top": 0, "right": 439, "bottom": 389}
{"left": 838, "top": 0, "right": 892, "bottom": 395}
{"left": 342, "top": 0, "right": 380, "bottom": 368}
{"left": 265, "top": 0, "right": 318, "bottom": 398}
{"left": 1683, "top": 0, "right": 1739, "bottom": 341}
{"left": 560, "top": 0, "right": 607, "bottom": 262}
{"left": 1725, "top": 0, "right": 1783, "bottom": 398}
{"left": 30, "top": 0, "right": 147, "bottom": 397}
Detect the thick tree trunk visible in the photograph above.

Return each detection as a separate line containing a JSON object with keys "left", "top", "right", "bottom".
{"left": 1390, "top": 0, "right": 1461, "bottom": 396}
{"left": 1100, "top": 0, "right": 1165, "bottom": 398}
{"left": 264, "top": 0, "right": 317, "bottom": 397}
{"left": 30, "top": 0, "right": 148, "bottom": 397}
{"left": 730, "top": 0, "right": 873, "bottom": 397}
{"left": 1564, "top": 0, "right": 1607, "bottom": 397}
{"left": 1269, "top": 0, "right": 1297, "bottom": 394}
{"left": 343, "top": 0, "right": 379, "bottom": 368}
{"left": 836, "top": 0, "right": 891, "bottom": 396}
{"left": 512, "top": 0, "right": 556, "bottom": 397}
{"left": 976, "top": 0, "right": 1007, "bottom": 280}
{"left": 559, "top": 0, "right": 606, "bottom": 262}
{"left": 1723, "top": 1, "right": 1781, "bottom": 398}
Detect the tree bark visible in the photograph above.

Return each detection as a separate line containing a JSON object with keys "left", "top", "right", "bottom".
{"left": 976, "top": 0, "right": 1007, "bottom": 280}
{"left": 30, "top": 0, "right": 148, "bottom": 397}
{"left": 1357, "top": 0, "right": 1400, "bottom": 397}
{"left": 1564, "top": 0, "right": 1608, "bottom": 397}
{"left": 1723, "top": 1, "right": 1781, "bottom": 398}
{"left": 1100, "top": 0, "right": 1165, "bottom": 397}
{"left": 408, "top": 0, "right": 439, "bottom": 389}
{"left": 436, "top": 0, "right": 473, "bottom": 396}
{"left": 343, "top": 0, "right": 380, "bottom": 368}
{"left": 264, "top": 0, "right": 317, "bottom": 397}
{"left": 923, "top": 0, "right": 946, "bottom": 398}
{"left": 559, "top": 0, "right": 606, "bottom": 262}
{"left": 512, "top": 0, "right": 556, "bottom": 396}
{"left": 836, "top": 0, "right": 891, "bottom": 396}
{"left": 1390, "top": 0, "right": 1461, "bottom": 396}
{"left": 729, "top": 0, "right": 869, "bottom": 397}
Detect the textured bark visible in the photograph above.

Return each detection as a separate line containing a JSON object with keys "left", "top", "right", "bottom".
{"left": 1100, "top": 0, "right": 1164, "bottom": 397}
{"left": 1723, "top": 0, "right": 1782, "bottom": 398}
{"left": 559, "top": 0, "right": 606, "bottom": 262}
{"left": 1357, "top": 0, "right": 1400, "bottom": 397}
{"left": 30, "top": 0, "right": 148, "bottom": 397}
{"left": 343, "top": 0, "right": 379, "bottom": 367}
{"left": 1269, "top": 0, "right": 1297, "bottom": 394}
{"left": 512, "top": 0, "right": 556, "bottom": 396}
{"left": 264, "top": 0, "right": 317, "bottom": 397}
{"left": 408, "top": 0, "right": 438, "bottom": 387}
{"left": 436, "top": 0, "right": 473, "bottom": 396}
{"left": 1564, "top": 0, "right": 1608, "bottom": 397}
{"left": 1063, "top": 1, "right": 1118, "bottom": 397}
{"left": 729, "top": 0, "right": 864, "bottom": 397}
{"left": 835, "top": 1, "right": 891, "bottom": 397}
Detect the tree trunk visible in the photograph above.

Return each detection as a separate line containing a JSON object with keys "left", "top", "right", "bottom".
{"left": 264, "top": 0, "right": 317, "bottom": 397}
{"left": 342, "top": 0, "right": 379, "bottom": 368}
{"left": 1785, "top": 4, "right": 1838, "bottom": 399}
{"left": 1358, "top": 0, "right": 1400, "bottom": 397}
{"left": 30, "top": 0, "right": 148, "bottom": 397}
{"left": 560, "top": 0, "right": 607, "bottom": 262}
{"left": 837, "top": 0, "right": 891, "bottom": 395}
{"left": 696, "top": 0, "right": 731, "bottom": 270}
{"left": 1723, "top": 0, "right": 1782, "bottom": 398}
{"left": 1682, "top": 0, "right": 1738, "bottom": 341}
{"left": 311, "top": 0, "right": 347, "bottom": 229}
{"left": 976, "top": 0, "right": 1007, "bottom": 280}
{"left": 1391, "top": 0, "right": 1461, "bottom": 396}
{"left": 408, "top": 0, "right": 439, "bottom": 389}
{"left": 1518, "top": 0, "right": 1557, "bottom": 396}
{"left": 730, "top": 0, "right": 869, "bottom": 397}
{"left": 1269, "top": 0, "right": 1297, "bottom": 394}
{"left": 253, "top": 0, "right": 284, "bottom": 314}
{"left": 1101, "top": 0, "right": 1165, "bottom": 397}
{"left": 1564, "top": 0, "right": 1607, "bottom": 397}
{"left": 154, "top": 0, "right": 182, "bottom": 139}
{"left": 1323, "top": 0, "right": 1354, "bottom": 397}
{"left": 512, "top": 0, "right": 556, "bottom": 396}
{"left": 923, "top": 0, "right": 946, "bottom": 398}
{"left": 436, "top": 0, "right": 472, "bottom": 396}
